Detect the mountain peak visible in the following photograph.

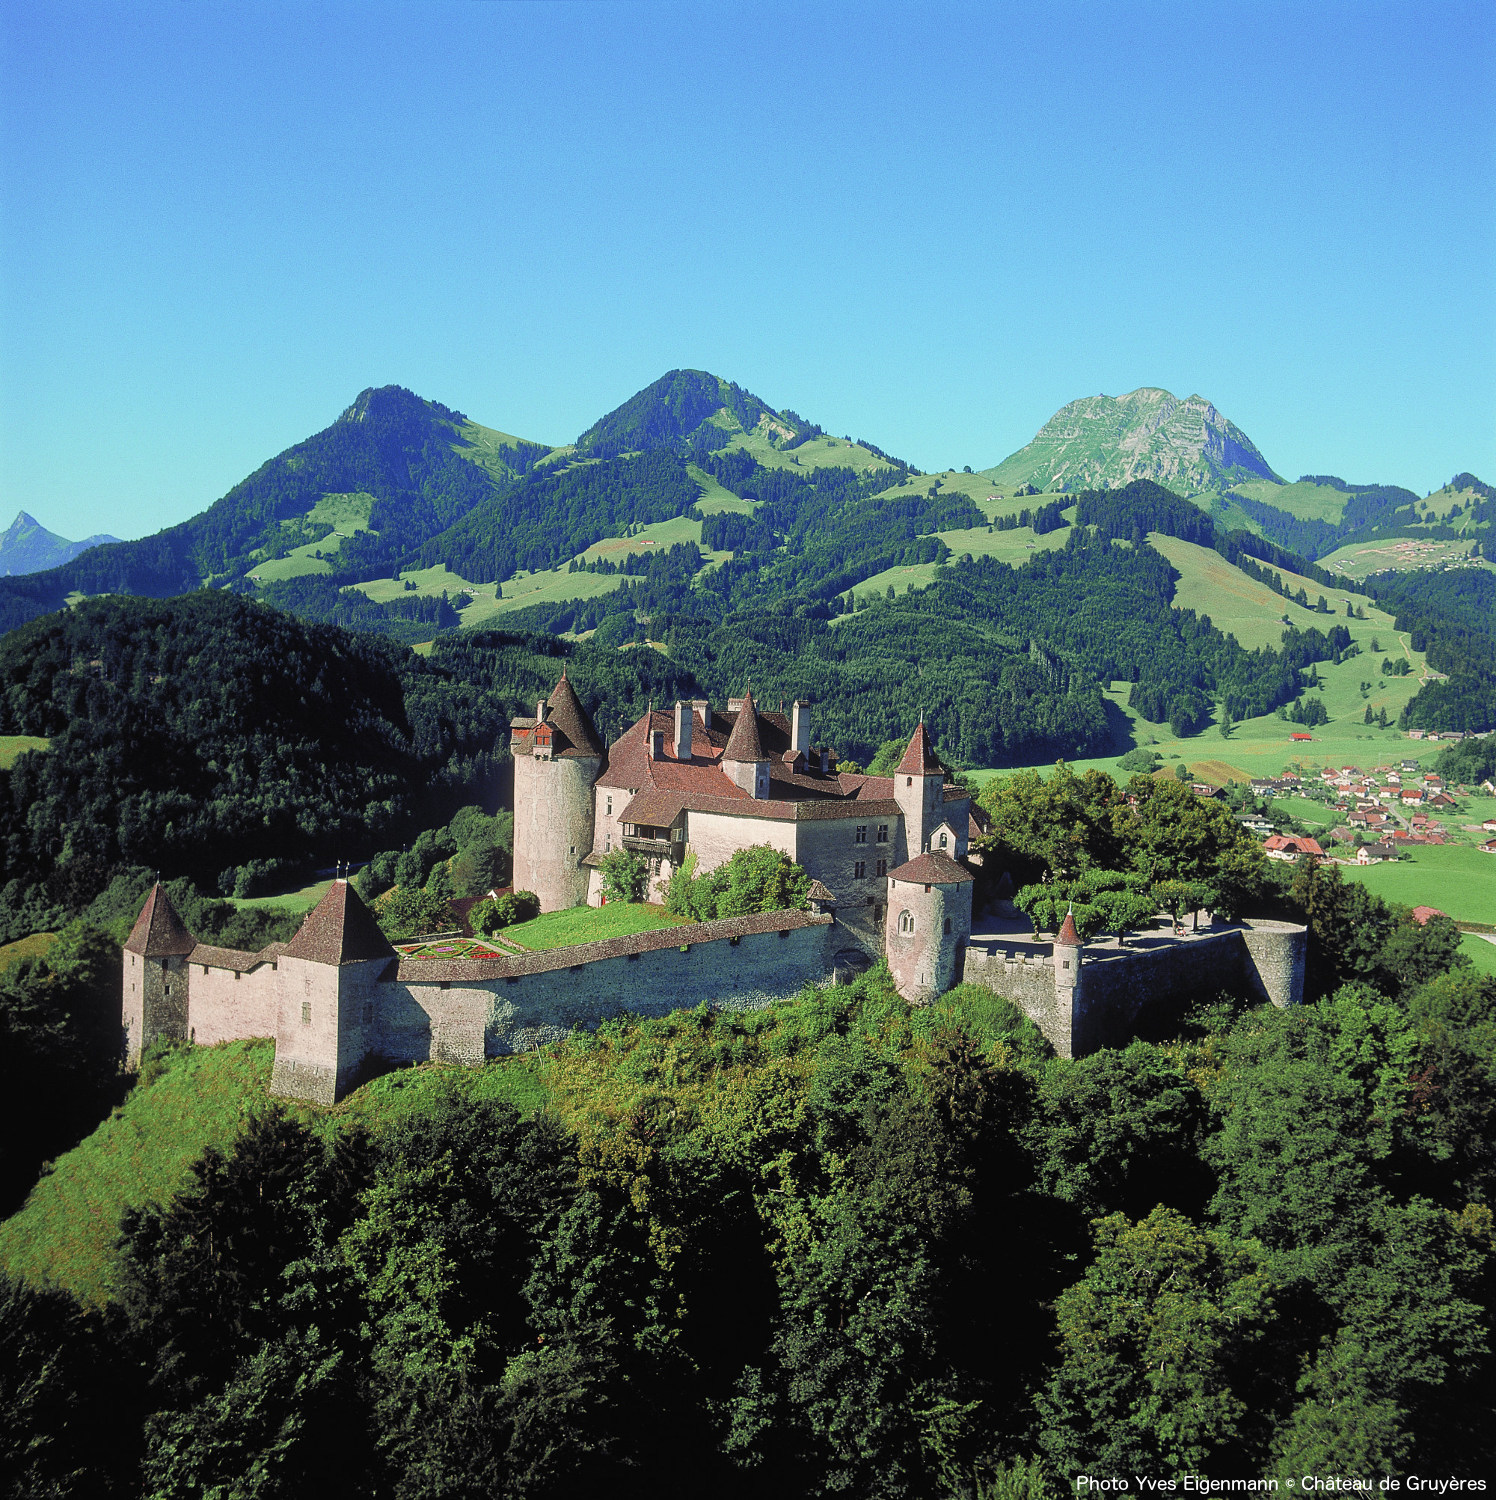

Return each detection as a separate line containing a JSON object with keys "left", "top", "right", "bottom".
{"left": 0, "top": 511, "right": 121, "bottom": 578}
{"left": 986, "top": 387, "right": 1281, "bottom": 495}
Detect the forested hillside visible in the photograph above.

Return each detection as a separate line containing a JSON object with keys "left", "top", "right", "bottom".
{"left": 0, "top": 387, "right": 543, "bottom": 631}
{"left": 4, "top": 943, "right": 1491, "bottom": 1494}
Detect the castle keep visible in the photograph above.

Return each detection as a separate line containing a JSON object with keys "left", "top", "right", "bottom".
{"left": 122, "top": 672, "right": 1305, "bottom": 1102}
{"left": 511, "top": 677, "right": 977, "bottom": 986}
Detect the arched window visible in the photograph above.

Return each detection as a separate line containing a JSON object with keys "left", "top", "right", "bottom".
{"left": 898, "top": 910, "right": 915, "bottom": 934}
{"left": 943, "top": 917, "right": 951, "bottom": 934}
{"left": 938, "top": 831, "right": 948, "bottom": 849}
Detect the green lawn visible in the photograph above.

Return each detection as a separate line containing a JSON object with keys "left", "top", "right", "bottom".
{"left": 1460, "top": 934, "right": 1496, "bottom": 978}
{"left": 1338, "top": 844, "right": 1496, "bottom": 927}
{"left": 0, "top": 931, "right": 57, "bottom": 972}
{"left": 229, "top": 877, "right": 333, "bottom": 915}
{"left": 0, "top": 735, "right": 49, "bottom": 768}
{"left": 245, "top": 491, "right": 376, "bottom": 583}
{"left": 502, "top": 901, "right": 692, "bottom": 951}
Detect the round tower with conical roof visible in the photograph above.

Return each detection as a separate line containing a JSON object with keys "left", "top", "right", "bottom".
{"left": 883, "top": 849, "right": 973, "bottom": 1004}
{"left": 512, "top": 669, "right": 605, "bottom": 912}
{"left": 722, "top": 688, "right": 771, "bottom": 798}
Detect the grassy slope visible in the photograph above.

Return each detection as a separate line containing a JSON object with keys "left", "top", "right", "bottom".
{"left": 245, "top": 491, "right": 377, "bottom": 584}
{"left": 228, "top": 877, "right": 333, "bottom": 915}
{"left": 1318, "top": 537, "right": 1494, "bottom": 582}
{"left": 0, "top": 735, "right": 49, "bottom": 768}
{"left": 0, "top": 1040, "right": 317, "bottom": 1304}
{"left": 1230, "top": 478, "right": 1351, "bottom": 523}
{"left": 1460, "top": 934, "right": 1496, "bottom": 977}
{"left": 0, "top": 931, "right": 58, "bottom": 970}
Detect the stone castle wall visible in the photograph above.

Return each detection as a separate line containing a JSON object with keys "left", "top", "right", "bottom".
{"left": 182, "top": 959, "right": 279, "bottom": 1047}
{"left": 964, "top": 920, "right": 1307, "bottom": 1059}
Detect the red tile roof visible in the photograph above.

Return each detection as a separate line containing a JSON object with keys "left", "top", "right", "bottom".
{"left": 896, "top": 722, "right": 943, "bottom": 776}
{"left": 1056, "top": 911, "right": 1082, "bottom": 946}
{"left": 125, "top": 884, "right": 197, "bottom": 957}
{"left": 283, "top": 881, "right": 397, "bottom": 966}
{"left": 888, "top": 850, "right": 972, "bottom": 884}
{"left": 1411, "top": 906, "right": 1448, "bottom": 925}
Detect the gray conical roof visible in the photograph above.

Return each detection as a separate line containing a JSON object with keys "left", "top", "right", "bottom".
{"left": 544, "top": 670, "right": 605, "bottom": 758}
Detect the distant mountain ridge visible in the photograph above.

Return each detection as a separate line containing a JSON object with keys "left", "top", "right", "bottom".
{"left": 985, "top": 388, "right": 1282, "bottom": 495}
{"left": 0, "top": 512, "right": 120, "bottom": 576}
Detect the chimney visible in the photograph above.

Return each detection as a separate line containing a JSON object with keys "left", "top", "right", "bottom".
{"left": 649, "top": 729, "right": 665, "bottom": 759}
{"left": 692, "top": 698, "right": 711, "bottom": 730}
{"left": 791, "top": 700, "right": 812, "bottom": 755}
{"left": 674, "top": 700, "right": 692, "bottom": 761}
{"left": 535, "top": 697, "right": 547, "bottom": 723}
{"left": 727, "top": 697, "right": 746, "bottom": 715}
{"left": 819, "top": 747, "right": 829, "bottom": 775}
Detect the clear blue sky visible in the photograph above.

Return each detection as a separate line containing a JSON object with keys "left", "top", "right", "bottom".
{"left": 2, "top": 1, "right": 1492, "bottom": 541}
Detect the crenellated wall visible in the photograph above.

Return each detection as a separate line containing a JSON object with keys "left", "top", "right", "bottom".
{"left": 963, "top": 920, "right": 1307, "bottom": 1059}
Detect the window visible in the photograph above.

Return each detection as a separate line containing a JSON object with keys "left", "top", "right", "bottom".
{"left": 943, "top": 917, "right": 951, "bottom": 934}
{"left": 874, "top": 903, "right": 883, "bottom": 924}
{"left": 854, "top": 861, "right": 866, "bottom": 879}
{"left": 362, "top": 1002, "right": 374, "bottom": 1024}
{"left": 875, "top": 858, "right": 886, "bottom": 876}
{"left": 855, "top": 825, "right": 867, "bottom": 844}
{"left": 606, "top": 795, "right": 613, "bottom": 815}
{"left": 877, "top": 824, "right": 888, "bottom": 843}
{"left": 906, "top": 776, "right": 913, "bottom": 786}
{"left": 898, "top": 910, "right": 915, "bottom": 933}
{"left": 938, "top": 831, "right": 948, "bottom": 849}
{"left": 301, "top": 1001, "right": 311, "bottom": 1026}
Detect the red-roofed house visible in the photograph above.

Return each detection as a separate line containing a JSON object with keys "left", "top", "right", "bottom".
{"left": 1263, "top": 835, "right": 1325, "bottom": 861}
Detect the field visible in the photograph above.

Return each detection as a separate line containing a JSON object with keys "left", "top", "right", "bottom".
{"left": 1318, "top": 536, "right": 1494, "bottom": 582}
{"left": 1337, "top": 843, "right": 1496, "bottom": 927}
{"left": 0, "top": 734, "right": 49, "bottom": 767}
{"left": 1230, "top": 478, "right": 1351, "bottom": 524}
{"left": 244, "top": 490, "right": 376, "bottom": 583}
{"left": 1461, "top": 934, "right": 1496, "bottom": 977}
{"left": 501, "top": 900, "right": 690, "bottom": 951}
{"left": 0, "top": 931, "right": 57, "bottom": 971}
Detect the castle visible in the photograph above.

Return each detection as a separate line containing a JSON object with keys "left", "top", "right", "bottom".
{"left": 511, "top": 676, "right": 977, "bottom": 999}
{"left": 120, "top": 672, "right": 1305, "bottom": 1104}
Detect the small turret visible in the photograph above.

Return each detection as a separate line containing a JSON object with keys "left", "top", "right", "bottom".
{"left": 723, "top": 689, "right": 770, "bottom": 799}
{"left": 1052, "top": 907, "right": 1085, "bottom": 1060}
{"left": 893, "top": 721, "right": 945, "bottom": 860}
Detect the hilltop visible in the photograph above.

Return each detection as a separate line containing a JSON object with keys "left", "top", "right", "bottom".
{"left": 0, "top": 511, "right": 119, "bottom": 576}
{"left": 983, "top": 388, "right": 1281, "bottom": 495}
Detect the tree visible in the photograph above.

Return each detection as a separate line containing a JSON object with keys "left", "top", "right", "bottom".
{"left": 1127, "top": 775, "right": 1265, "bottom": 899}
{"left": 375, "top": 885, "right": 455, "bottom": 939}
{"left": 665, "top": 845, "right": 810, "bottom": 922}
{"left": 1173, "top": 761, "right": 1192, "bottom": 782}
{"left": 599, "top": 847, "right": 650, "bottom": 904}
{"left": 1219, "top": 708, "right": 1235, "bottom": 739}
{"left": 1039, "top": 1207, "right": 1276, "bottom": 1477}
{"left": 977, "top": 763, "right": 1128, "bottom": 882}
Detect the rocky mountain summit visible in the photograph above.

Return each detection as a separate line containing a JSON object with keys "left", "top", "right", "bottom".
{"left": 985, "top": 387, "right": 1282, "bottom": 495}
{"left": 0, "top": 512, "right": 119, "bottom": 577}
